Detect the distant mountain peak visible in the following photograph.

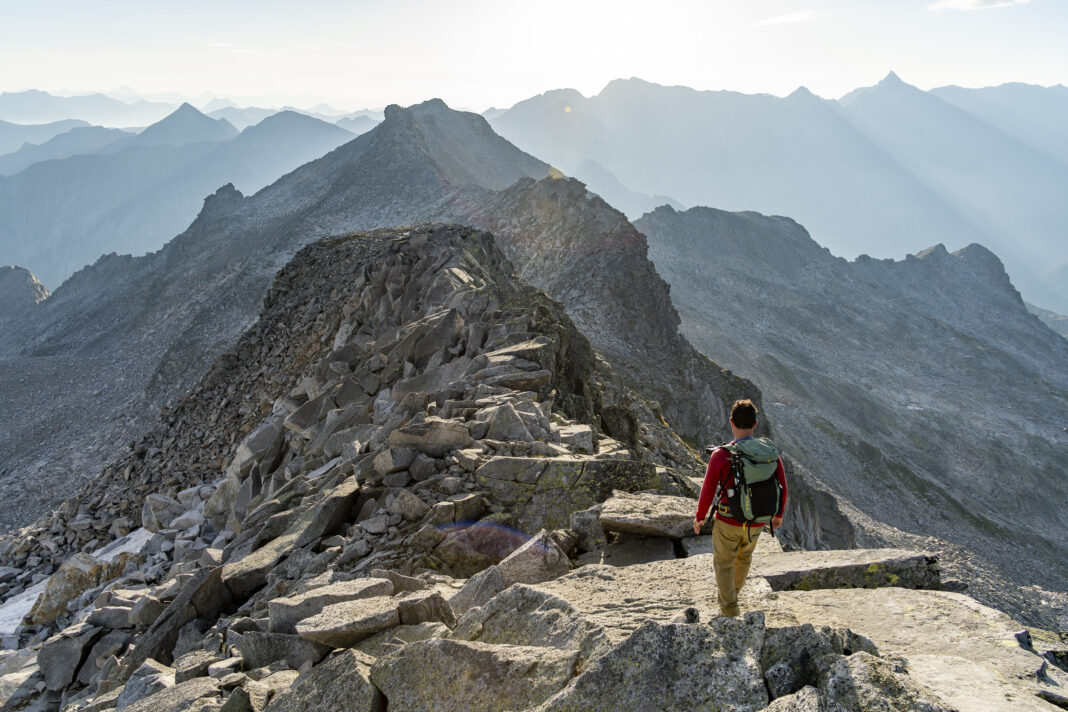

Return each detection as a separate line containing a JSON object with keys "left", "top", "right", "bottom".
{"left": 881, "top": 71, "right": 905, "bottom": 86}
{"left": 129, "top": 101, "right": 238, "bottom": 147}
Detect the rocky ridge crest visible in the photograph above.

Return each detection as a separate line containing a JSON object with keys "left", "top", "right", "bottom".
{"left": 0, "top": 226, "right": 1064, "bottom": 712}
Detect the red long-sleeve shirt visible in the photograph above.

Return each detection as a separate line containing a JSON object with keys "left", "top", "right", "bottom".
{"left": 696, "top": 438, "right": 788, "bottom": 528}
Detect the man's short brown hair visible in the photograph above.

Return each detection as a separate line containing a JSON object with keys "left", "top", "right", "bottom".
{"left": 730, "top": 399, "right": 758, "bottom": 429}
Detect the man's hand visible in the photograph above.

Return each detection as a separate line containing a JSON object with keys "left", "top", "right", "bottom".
{"left": 772, "top": 516, "right": 783, "bottom": 529}
{"left": 693, "top": 517, "right": 705, "bottom": 535}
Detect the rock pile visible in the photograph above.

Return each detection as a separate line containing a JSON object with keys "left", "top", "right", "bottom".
{"left": 0, "top": 226, "right": 1063, "bottom": 712}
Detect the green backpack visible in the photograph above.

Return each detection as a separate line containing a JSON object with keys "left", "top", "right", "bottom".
{"left": 717, "top": 437, "right": 783, "bottom": 530}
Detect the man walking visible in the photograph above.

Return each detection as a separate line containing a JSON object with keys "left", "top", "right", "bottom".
{"left": 694, "top": 399, "right": 788, "bottom": 617}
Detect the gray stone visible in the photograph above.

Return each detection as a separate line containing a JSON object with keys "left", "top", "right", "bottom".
{"left": 569, "top": 504, "right": 606, "bottom": 552}
{"left": 39, "top": 623, "right": 103, "bottom": 691}
{"left": 387, "top": 417, "right": 474, "bottom": 457}
{"left": 557, "top": 424, "right": 593, "bottom": 454}
{"left": 409, "top": 454, "right": 439, "bottom": 481}
{"left": 88, "top": 605, "right": 134, "bottom": 629}
{"left": 381, "top": 470, "right": 411, "bottom": 488}
{"left": 262, "top": 649, "right": 383, "bottom": 712}
{"left": 119, "top": 567, "right": 234, "bottom": 682}
{"left": 483, "top": 402, "right": 534, "bottom": 442}
{"left": 368, "top": 568, "right": 427, "bottom": 594}
{"left": 370, "top": 638, "right": 578, "bottom": 712}
{"left": 353, "top": 621, "right": 450, "bottom": 658}
{"left": 129, "top": 595, "right": 167, "bottom": 628}
{"left": 295, "top": 596, "right": 400, "bottom": 647}
{"left": 117, "top": 659, "right": 175, "bottom": 710}
{"left": 765, "top": 686, "right": 848, "bottom": 712}
{"left": 395, "top": 590, "right": 456, "bottom": 628}
{"left": 142, "top": 495, "right": 185, "bottom": 533}
{"left": 170, "top": 510, "right": 206, "bottom": 531}
{"left": 761, "top": 624, "right": 880, "bottom": 698}
{"left": 119, "top": 677, "right": 220, "bottom": 712}
{"left": 598, "top": 490, "right": 697, "bottom": 539}
{"left": 79, "top": 629, "right": 132, "bottom": 685}
{"left": 451, "top": 584, "right": 612, "bottom": 661}
{"left": 388, "top": 491, "right": 429, "bottom": 523}
{"left": 819, "top": 651, "right": 951, "bottom": 711}
{"left": 268, "top": 578, "right": 394, "bottom": 634}
{"left": 754, "top": 550, "right": 941, "bottom": 591}
{"left": 438, "top": 476, "right": 463, "bottom": 494}
{"left": 538, "top": 615, "right": 768, "bottom": 712}
{"left": 449, "top": 493, "right": 484, "bottom": 522}
{"left": 174, "top": 650, "right": 222, "bottom": 683}
{"left": 449, "top": 565, "right": 506, "bottom": 618}
{"left": 373, "top": 447, "right": 416, "bottom": 476}
{"left": 496, "top": 529, "right": 571, "bottom": 587}
{"left": 238, "top": 632, "right": 330, "bottom": 670}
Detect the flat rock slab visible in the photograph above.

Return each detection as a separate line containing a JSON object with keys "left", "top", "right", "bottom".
{"left": 119, "top": 677, "right": 220, "bottom": 712}
{"left": 752, "top": 549, "right": 940, "bottom": 591}
{"left": 536, "top": 616, "right": 769, "bottom": 712}
{"left": 535, "top": 557, "right": 773, "bottom": 645}
{"left": 598, "top": 490, "right": 697, "bottom": 539}
{"left": 370, "top": 638, "right": 579, "bottom": 712}
{"left": 238, "top": 631, "right": 331, "bottom": 670}
{"left": 269, "top": 578, "right": 394, "bottom": 633}
{"left": 262, "top": 649, "right": 383, "bottom": 712}
{"left": 296, "top": 596, "right": 400, "bottom": 647}
{"left": 451, "top": 584, "right": 613, "bottom": 662}
{"left": 764, "top": 587, "right": 1064, "bottom": 712}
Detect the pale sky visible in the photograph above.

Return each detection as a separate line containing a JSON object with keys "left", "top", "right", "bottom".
{"left": 1, "top": 0, "right": 1065, "bottom": 111}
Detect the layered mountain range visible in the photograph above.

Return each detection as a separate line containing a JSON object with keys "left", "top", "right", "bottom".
{"left": 0, "top": 104, "right": 354, "bottom": 289}
{"left": 636, "top": 205, "right": 1068, "bottom": 624}
{"left": 0, "top": 100, "right": 754, "bottom": 545}
{"left": 0, "top": 94, "right": 1065, "bottom": 711}
{"left": 488, "top": 75, "right": 1068, "bottom": 313}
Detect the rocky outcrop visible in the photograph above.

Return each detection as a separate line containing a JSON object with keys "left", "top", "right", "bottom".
{"left": 0, "top": 226, "right": 1064, "bottom": 712}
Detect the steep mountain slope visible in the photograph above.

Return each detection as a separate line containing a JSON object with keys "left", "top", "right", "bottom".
{"left": 0, "top": 126, "right": 131, "bottom": 176}
{"left": 839, "top": 73, "right": 1068, "bottom": 312}
{"left": 636, "top": 205, "right": 1068, "bottom": 624}
{"left": 931, "top": 82, "right": 1068, "bottom": 165}
{"left": 1027, "top": 302, "right": 1068, "bottom": 338}
{"left": 0, "top": 108, "right": 353, "bottom": 289}
{"left": 489, "top": 76, "right": 1068, "bottom": 312}
{"left": 0, "top": 100, "right": 755, "bottom": 548}
{"left": 99, "top": 103, "right": 237, "bottom": 151}
{"left": 0, "top": 118, "right": 89, "bottom": 155}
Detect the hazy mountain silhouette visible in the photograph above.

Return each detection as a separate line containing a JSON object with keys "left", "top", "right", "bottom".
{"left": 0, "top": 126, "right": 132, "bottom": 176}
{"left": 571, "top": 158, "right": 683, "bottom": 218}
{"left": 0, "top": 118, "right": 89, "bottom": 155}
{"left": 335, "top": 114, "right": 380, "bottom": 135}
{"left": 839, "top": 73, "right": 1068, "bottom": 307}
{"left": 490, "top": 76, "right": 1068, "bottom": 312}
{"left": 99, "top": 103, "right": 238, "bottom": 152}
{"left": 0, "top": 89, "right": 174, "bottom": 126}
{"left": 208, "top": 105, "right": 278, "bottom": 131}
{"left": 930, "top": 82, "right": 1068, "bottom": 165}
{"left": 0, "top": 108, "right": 353, "bottom": 288}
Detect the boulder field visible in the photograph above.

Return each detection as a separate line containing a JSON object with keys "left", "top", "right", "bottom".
{"left": 0, "top": 226, "right": 1063, "bottom": 711}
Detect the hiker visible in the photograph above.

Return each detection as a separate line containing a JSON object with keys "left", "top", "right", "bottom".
{"left": 694, "top": 399, "right": 787, "bottom": 617}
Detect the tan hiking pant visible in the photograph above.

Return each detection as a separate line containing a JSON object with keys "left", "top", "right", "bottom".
{"left": 713, "top": 519, "right": 760, "bottom": 617}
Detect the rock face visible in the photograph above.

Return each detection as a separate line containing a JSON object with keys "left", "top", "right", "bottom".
{"left": 637, "top": 205, "right": 1068, "bottom": 629}
{"left": 0, "top": 266, "right": 48, "bottom": 319}
{"left": 0, "top": 226, "right": 1064, "bottom": 712}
